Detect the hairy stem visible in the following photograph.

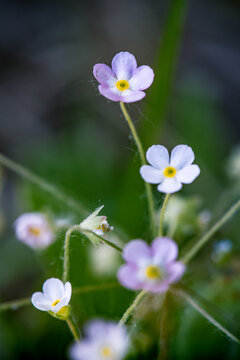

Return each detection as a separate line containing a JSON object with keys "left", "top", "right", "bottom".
{"left": 118, "top": 290, "right": 147, "bottom": 327}
{"left": 63, "top": 225, "right": 122, "bottom": 282}
{"left": 120, "top": 102, "right": 156, "bottom": 236}
{"left": 0, "top": 153, "right": 88, "bottom": 216}
{"left": 181, "top": 199, "right": 240, "bottom": 264}
{"left": 158, "top": 194, "right": 170, "bottom": 237}
{"left": 176, "top": 289, "right": 240, "bottom": 344}
{"left": 66, "top": 317, "right": 80, "bottom": 341}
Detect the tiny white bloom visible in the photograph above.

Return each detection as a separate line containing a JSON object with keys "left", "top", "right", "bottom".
{"left": 31, "top": 278, "right": 72, "bottom": 315}
{"left": 14, "top": 213, "right": 55, "bottom": 249}
{"left": 140, "top": 144, "right": 200, "bottom": 193}
{"left": 70, "top": 320, "right": 129, "bottom": 360}
{"left": 80, "top": 206, "right": 113, "bottom": 245}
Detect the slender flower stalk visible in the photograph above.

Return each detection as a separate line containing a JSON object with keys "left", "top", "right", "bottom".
{"left": 66, "top": 317, "right": 80, "bottom": 341}
{"left": 158, "top": 194, "right": 171, "bottom": 236}
{"left": 0, "top": 297, "right": 31, "bottom": 311}
{"left": 118, "top": 290, "right": 147, "bottom": 327}
{"left": 63, "top": 225, "right": 122, "bottom": 283}
{"left": 0, "top": 153, "right": 87, "bottom": 216}
{"left": 159, "top": 292, "right": 170, "bottom": 360}
{"left": 176, "top": 289, "right": 240, "bottom": 345}
{"left": 181, "top": 198, "right": 240, "bottom": 264}
{"left": 120, "top": 102, "right": 156, "bottom": 235}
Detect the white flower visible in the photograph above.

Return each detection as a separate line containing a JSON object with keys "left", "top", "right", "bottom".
{"left": 140, "top": 144, "right": 200, "bottom": 193}
{"left": 31, "top": 278, "right": 72, "bottom": 316}
{"left": 70, "top": 320, "right": 129, "bottom": 360}
{"left": 80, "top": 206, "right": 113, "bottom": 245}
{"left": 14, "top": 213, "right": 55, "bottom": 249}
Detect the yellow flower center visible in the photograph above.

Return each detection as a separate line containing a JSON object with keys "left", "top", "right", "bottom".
{"left": 52, "top": 299, "right": 60, "bottom": 307}
{"left": 28, "top": 226, "right": 41, "bottom": 236}
{"left": 101, "top": 346, "right": 113, "bottom": 358}
{"left": 163, "top": 166, "right": 177, "bottom": 178}
{"left": 145, "top": 265, "right": 161, "bottom": 279}
{"left": 116, "top": 80, "right": 130, "bottom": 91}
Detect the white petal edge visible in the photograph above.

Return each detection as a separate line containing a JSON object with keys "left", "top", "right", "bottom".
{"left": 176, "top": 164, "right": 200, "bottom": 184}
{"left": 64, "top": 282, "right": 72, "bottom": 303}
{"left": 170, "top": 145, "right": 195, "bottom": 170}
{"left": 140, "top": 165, "right": 164, "bottom": 184}
{"left": 157, "top": 178, "right": 182, "bottom": 194}
{"left": 42, "top": 278, "right": 65, "bottom": 301}
{"left": 146, "top": 145, "right": 169, "bottom": 170}
{"left": 31, "top": 292, "right": 51, "bottom": 311}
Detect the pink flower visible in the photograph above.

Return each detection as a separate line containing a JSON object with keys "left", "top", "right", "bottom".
{"left": 117, "top": 237, "right": 185, "bottom": 293}
{"left": 70, "top": 320, "right": 129, "bottom": 360}
{"left": 93, "top": 51, "right": 154, "bottom": 103}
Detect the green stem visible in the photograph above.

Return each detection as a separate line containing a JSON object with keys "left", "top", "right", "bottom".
{"left": 0, "top": 297, "right": 31, "bottom": 311}
{"left": 177, "top": 289, "right": 240, "bottom": 345}
{"left": 120, "top": 102, "right": 156, "bottom": 236}
{"left": 158, "top": 194, "right": 170, "bottom": 237}
{"left": 0, "top": 153, "right": 88, "bottom": 216}
{"left": 181, "top": 199, "right": 240, "bottom": 264}
{"left": 63, "top": 225, "right": 122, "bottom": 282}
{"left": 66, "top": 317, "right": 80, "bottom": 341}
{"left": 118, "top": 290, "right": 147, "bottom": 327}
{"left": 63, "top": 225, "right": 80, "bottom": 283}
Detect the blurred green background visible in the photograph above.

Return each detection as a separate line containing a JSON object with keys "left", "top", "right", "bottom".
{"left": 0, "top": 0, "right": 240, "bottom": 358}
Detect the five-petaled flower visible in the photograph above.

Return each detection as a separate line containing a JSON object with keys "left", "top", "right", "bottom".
{"left": 118, "top": 237, "right": 185, "bottom": 293}
{"left": 93, "top": 51, "right": 154, "bottom": 103}
{"left": 80, "top": 205, "right": 113, "bottom": 245}
{"left": 70, "top": 320, "right": 129, "bottom": 360}
{"left": 14, "top": 212, "right": 55, "bottom": 249}
{"left": 140, "top": 144, "right": 200, "bottom": 193}
{"left": 31, "top": 278, "right": 72, "bottom": 319}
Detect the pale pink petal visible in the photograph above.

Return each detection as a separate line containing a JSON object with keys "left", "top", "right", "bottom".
{"left": 170, "top": 145, "right": 195, "bottom": 170}
{"left": 176, "top": 164, "right": 200, "bottom": 184}
{"left": 123, "top": 239, "right": 151, "bottom": 265}
{"left": 98, "top": 85, "right": 121, "bottom": 102}
{"left": 152, "top": 237, "right": 178, "bottom": 265}
{"left": 85, "top": 320, "right": 108, "bottom": 338}
{"left": 165, "top": 261, "right": 185, "bottom": 283}
{"left": 157, "top": 178, "right": 182, "bottom": 193}
{"left": 146, "top": 145, "right": 169, "bottom": 170}
{"left": 112, "top": 52, "right": 137, "bottom": 80}
{"left": 120, "top": 89, "right": 146, "bottom": 103}
{"left": 143, "top": 281, "right": 169, "bottom": 294}
{"left": 70, "top": 341, "right": 93, "bottom": 360}
{"left": 93, "top": 64, "right": 116, "bottom": 86}
{"left": 140, "top": 165, "right": 164, "bottom": 184}
{"left": 129, "top": 65, "right": 154, "bottom": 90}
{"left": 118, "top": 264, "right": 142, "bottom": 290}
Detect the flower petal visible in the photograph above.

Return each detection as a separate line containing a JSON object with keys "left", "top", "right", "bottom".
{"left": 157, "top": 178, "right": 182, "bottom": 193}
{"left": 64, "top": 281, "right": 72, "bottom": 303}
{"left": 93, "top": 64, "right": 116, "bottom": 86}
{"left": 122, "top": 239, "right": 151, "bottom": 265}
{"left": 85, "top": 320, "right": 108, "bottom": 338}
{"left": 140, "top": 165, "right": 164, "bottom": 184}
{"left": 42, "top": 278, "right": 65, "bottom": 301}
{"left": 31, "top": 292, "right": 51, "bottom": 311}
{"left": 117, "top": 264, "right": 143, "bottom": 290}
{"left": 170, "top": 145, "right": 195, "bottom": 170}
{"left": 176, "top": 164, "right": 200, "bottom": 184}
{"left": 120, "top": 89, "right": 146, "bottom": 103}
{"left": 146, "top": 145, "right": 169, "bottom": 170}
{"left": 98, "top": 85, "right": 121, "bottom": 102}
{"left": 152, "top": 237, "right": 178, "bottom": 265}
{"left": 143, "top": 281, "right": 169, "bottom": 294}
{"left": 111, "top": 51, "right": 137, "bottom": 80}
{"left": 129, "top": 65, "right": 154, "bottom": 90}
{"left": 52, "top": 297, "right": 69, "bottom": 313}
{"left": 165, "top": 261, "right": 185, "bottom": 283}
{"left": 70, "top": 341, "right": 93, "bottom": 360}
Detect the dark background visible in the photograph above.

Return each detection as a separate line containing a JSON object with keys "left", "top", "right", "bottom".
{"left": 0, "top": 0, "right": 240, "bottom": 359}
